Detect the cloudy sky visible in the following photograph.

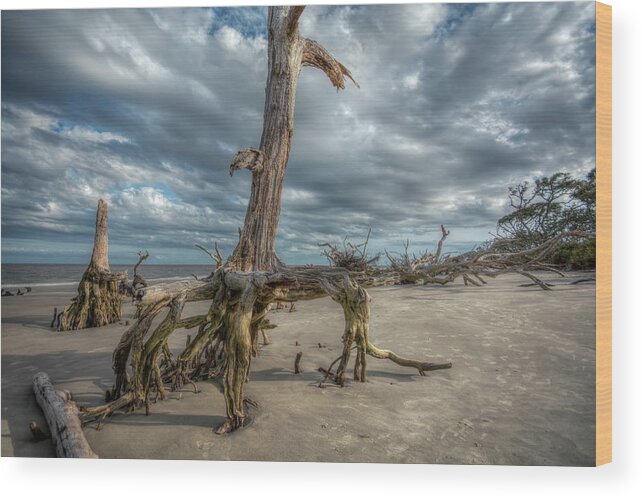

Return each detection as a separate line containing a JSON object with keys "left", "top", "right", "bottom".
{"left": 1, "top": 2, "right": 596, "bottom": 265}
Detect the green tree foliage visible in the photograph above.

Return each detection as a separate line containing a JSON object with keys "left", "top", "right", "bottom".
{"left": 496, "top": 169, "right": 596, "bottom": 268}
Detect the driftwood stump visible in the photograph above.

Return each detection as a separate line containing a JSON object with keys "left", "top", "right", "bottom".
{"left": 58, "top": 199, "right": 126, "bottom": 331}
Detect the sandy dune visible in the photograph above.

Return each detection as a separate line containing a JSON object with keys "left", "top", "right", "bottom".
{"left": 1, "top": 272, "right": 596, "bottom": 465}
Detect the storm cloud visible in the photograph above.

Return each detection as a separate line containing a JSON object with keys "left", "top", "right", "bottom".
{"left": 1, "top": 2, "right": 596, "bottom": 264}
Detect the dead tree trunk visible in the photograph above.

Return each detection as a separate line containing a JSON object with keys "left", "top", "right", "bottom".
{"left": 58, "top": 199, "right": 126, "bottom": 331}
{"left": 228, "top": 6, "right": 356, "bottom": 272}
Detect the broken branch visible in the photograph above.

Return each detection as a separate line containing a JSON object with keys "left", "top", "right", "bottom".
{"left": 302, "top": 38, "right": 359, "bottom": 90}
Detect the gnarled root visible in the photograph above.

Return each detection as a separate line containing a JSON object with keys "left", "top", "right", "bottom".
{"left": 320, "top": 276, "right": 452, "bottom": 384}
{"left": 215, "top": 276, "right": 261, "bottom": 434}
{"left": 111, "top": 299, "right": 170, "bottom": 399}
{"left": 167, "top": 281, "right": 229, "bottom": 389}
{"left": 81, "top": 391, "right": 137, "bottom": 426}
{"left": 58, "top": 267, "right": 126, "bottom": 331}
{"left": 88, "top": 267, "right": 451, "bottom": 435}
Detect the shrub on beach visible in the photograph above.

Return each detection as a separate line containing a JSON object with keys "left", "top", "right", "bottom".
{"left": 550, "top": 238, "right": 596, "bottom": 270}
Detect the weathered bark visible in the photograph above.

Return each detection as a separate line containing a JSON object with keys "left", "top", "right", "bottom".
{"left": 58, "top": 199, "right": 126, "bottom": 331}
{"left": 215, "top": 280, "right": 257, "bottom": 433}
{"left": 32, "top": 372, "right": 97, "bottom": 458}
{"left": 228, "top": 6, "right": 356, "bottom": 272}
{"left": 90, "top": 198, "right": 110, "bottom": 273}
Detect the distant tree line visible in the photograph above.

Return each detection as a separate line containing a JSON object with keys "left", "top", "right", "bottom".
{"left": 494, "top": 168, "right": 596, "bottom": 269}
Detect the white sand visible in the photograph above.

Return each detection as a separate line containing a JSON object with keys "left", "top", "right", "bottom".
{"left": 1, "top": 272, "right": 596, "bottom": 465}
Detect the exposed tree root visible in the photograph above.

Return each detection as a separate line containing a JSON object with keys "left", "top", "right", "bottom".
{"left": 82, "top": 232, "right": 593, "bottom": 431}
{"left": 58, "top": 267, "right": 125, "bottom": 331}
{"left": 69, "top": 6, "right": 596, "bottom": 444}
{"left": 79, "top": 265, "right": 452, "bottom": 434}
{"left": 319, "top": 276, "right": 452, "bottom": 385}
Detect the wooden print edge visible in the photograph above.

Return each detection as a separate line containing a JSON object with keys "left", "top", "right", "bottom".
{"left": 595, "top": 1, "right": 612, "bottom": 467}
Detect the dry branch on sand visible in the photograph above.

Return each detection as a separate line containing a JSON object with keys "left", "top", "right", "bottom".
{"left": 400, "top": 230, "right": 594, "bottom": 290}
{"left": 319, "top": 228, "right": 380, "bottom": 272}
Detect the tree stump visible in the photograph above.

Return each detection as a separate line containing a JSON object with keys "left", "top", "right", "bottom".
{"left": 58, "top": 199, "right": 126, "bottom": 331}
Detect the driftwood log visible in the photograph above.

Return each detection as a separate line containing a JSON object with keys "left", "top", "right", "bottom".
{"left": 32, "top": 372, "right": 97, "bottom": 458}
{"left": 58, "top": 199, "right": 126, "bottom": 331}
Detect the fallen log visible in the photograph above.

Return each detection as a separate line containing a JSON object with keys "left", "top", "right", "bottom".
{"left": 32, "top": 372, "right": 97, "bottom": 458}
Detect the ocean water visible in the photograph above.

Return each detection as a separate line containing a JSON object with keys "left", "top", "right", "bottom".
{"left": 1, "top": 264, "right": 216, "bottom": 288}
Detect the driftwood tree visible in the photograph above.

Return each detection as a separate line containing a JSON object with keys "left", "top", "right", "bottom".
{"left": 82, "top": 6, "right": 451, "bottom": 435}
{"left": 58, "top": 199, "right": 126, "bottom": 331}
{"left": 228, "top": 6, "right": 357, "bottom": 272}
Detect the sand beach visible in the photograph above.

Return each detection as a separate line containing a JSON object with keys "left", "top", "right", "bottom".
{"left": 1, "top": 272, "right": 596, "bottom": 465}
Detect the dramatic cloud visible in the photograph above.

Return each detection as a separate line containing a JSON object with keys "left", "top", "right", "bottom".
{"left": 1, "top": 2, "right": 596, "bottom": 264}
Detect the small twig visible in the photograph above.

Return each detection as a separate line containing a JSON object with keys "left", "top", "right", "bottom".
{"left": 570, "top": 277, "right": 595, "bottom": 285}
{"left": 195, "top": 242, "right": 224, "bottom": 269}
